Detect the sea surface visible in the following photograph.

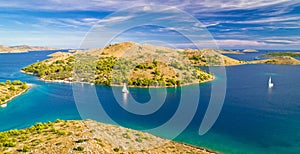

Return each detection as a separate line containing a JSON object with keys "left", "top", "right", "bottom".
{"left": 0, "top": 50, "right": 300, "bottom": 153}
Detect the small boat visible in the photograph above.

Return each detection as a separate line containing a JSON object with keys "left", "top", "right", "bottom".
{"left": 0, "top": 104, "right": 7, "bottom": 108}
{"left": 122, "top": 83, "right": 129, "bottom": 93}
{"left": 268, "top": 77, "right": 274, "bottom": 88}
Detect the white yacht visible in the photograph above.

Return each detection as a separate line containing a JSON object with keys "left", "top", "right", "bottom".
{"left": 122, "top": 83, "right": 129, "bottom": 93}
{"left": 268, "top": 77, "right": 274, "bottom": 88}
{"left": 0, "top": 104, "right": 7, "bottom": 108}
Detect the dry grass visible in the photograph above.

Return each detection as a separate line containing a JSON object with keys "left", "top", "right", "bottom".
{"left": 0, "top": 120, "right": 217, "bottom": 154}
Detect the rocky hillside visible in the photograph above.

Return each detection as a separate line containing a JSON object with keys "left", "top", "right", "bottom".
{"left": 0, "top": 120, "right": 216, "bottom": 154}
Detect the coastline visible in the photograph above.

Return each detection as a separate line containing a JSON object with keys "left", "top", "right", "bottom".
{"left": 21, "top": 70, "right": 215, "bottom": 88}
{"left": 0, "top": 84, "right": 33, "bottom": 107}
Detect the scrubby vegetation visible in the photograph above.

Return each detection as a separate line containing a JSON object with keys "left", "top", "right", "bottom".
{"left": 22, "top": 51, "right": 214, "bottom": 87}
{"left": 22, "top": 56, "right": 74, "bottom": 81}
{"left": 0, "top": 80, "right": 29, "bottom": 105}
{"left": 0, "top": 120, "right": 65, "bottom": 152}
{"left": 0, "top": 120, "right": 215, "bottom": 153}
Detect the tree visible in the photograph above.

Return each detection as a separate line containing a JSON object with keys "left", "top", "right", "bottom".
{"left": 8, "top": 85, "right": 16, "bottom": 91}
{"left": 12, "top": 80, "right": 22, "bottom": 85}
{"left": 21, "top": 84, "right": 28, "bottom": 90}
{"left": 6, "top": 80, "right": 11, "bottom": 85}
{"left": 153, "top": 60, "right": 158, "bottom": 67}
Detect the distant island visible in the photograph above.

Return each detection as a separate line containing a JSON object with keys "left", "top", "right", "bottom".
{"left": 217, "top": 49, "right": 243, "bottom": 54}
{"left": 243, "top": 49, "right": 258, "bottom": 53}
{"left": 0, "top": 80, "right": 31, "bottom": 107}
{"left": 0, "top": 45, "right": 56, "bottom": 53}
{"left": 0, "top": 119, "right": 216, "bottom": 153}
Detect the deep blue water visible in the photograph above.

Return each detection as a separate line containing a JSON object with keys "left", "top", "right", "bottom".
{"left": 0, "top": 51, "right": 300, "bottom": 153}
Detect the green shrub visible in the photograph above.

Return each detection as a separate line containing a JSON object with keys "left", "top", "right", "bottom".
{"left": 75, "top": 139, "right": 89, "bottom": 143}
{"left": 73, "top": 146, "right": 84, "bottom": 151}
{"left": 3, "top": 141, "right": 16, "bottom": 147}
{"left": 113, "top": 148, "right": 120, "bottom": 152}
{"left": 22, "top": 145, "right": 30, "bottom": 152}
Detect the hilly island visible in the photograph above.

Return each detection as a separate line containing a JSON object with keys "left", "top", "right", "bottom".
{"left": 21, "top": 42, "right": 300, "bottom": 88}
{"left": 21, "top": 42, "right": 249, "bottom": 87}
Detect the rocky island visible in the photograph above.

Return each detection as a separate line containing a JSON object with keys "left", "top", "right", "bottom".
{"left": 0, "top": 80, "right": 30, "bottom": 107}
{"left": 0, "top": 119, "right": 216, "bottom": 153}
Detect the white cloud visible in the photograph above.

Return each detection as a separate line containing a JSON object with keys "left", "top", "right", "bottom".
{"left": 98, "top": 16, "right": 133, "bottom": 24}
{"left": 216, "top": 39, "right": 266, "bottom": 47}
{"left": 264, "top": 39, "right": 294, "bottom": 44}
{"left": 0, "top": 0, "right": 297, "bottom": 13}
{"left": 235, "top": 15, "right": 300, "bottom": 24}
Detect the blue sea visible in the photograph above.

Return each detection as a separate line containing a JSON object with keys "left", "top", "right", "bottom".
{"left": 0, "top": 50, "right": 300, "bottom": 153}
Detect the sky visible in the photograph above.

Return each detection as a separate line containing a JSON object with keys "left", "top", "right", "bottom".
{"left": 0, "top": 0, "right": 299, "bottom": 50}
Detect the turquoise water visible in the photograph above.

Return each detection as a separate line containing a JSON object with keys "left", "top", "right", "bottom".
{"left": 1, "top": 51, "right": 300, "bottom": 153}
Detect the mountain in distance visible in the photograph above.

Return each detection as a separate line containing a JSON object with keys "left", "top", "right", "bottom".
{"left": 0, "top": 45, "right": 57, "bottom": 53}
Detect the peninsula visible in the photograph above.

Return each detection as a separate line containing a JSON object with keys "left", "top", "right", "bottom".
{"left": 0, "top": 80, "right": 30, "bottom": 107}
{"left": 0, "top": 119, "right": 216, "bottom": 153}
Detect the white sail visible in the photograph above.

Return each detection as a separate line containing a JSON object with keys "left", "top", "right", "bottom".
{"left": 122, "top": 83, "right": 129, "bottom": 93}
{"left": 268, "top": 77, "right": 274, "bottom": 88}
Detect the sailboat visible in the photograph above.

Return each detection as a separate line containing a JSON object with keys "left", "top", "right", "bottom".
{"left": 122, "top": 83, "right": 129, "bottom": 93}
{"left": 0, "top": 104, "right": 7, "bottom": 108}
{"left": 268, "top": 77, "right": 274, "bottom": 88}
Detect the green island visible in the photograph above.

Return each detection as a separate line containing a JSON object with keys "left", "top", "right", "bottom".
{"left": 0, "top": 119, "right": 216, "bottom": 153}
{"left": 0, "top": 80, "right": 30, "bottom": 107}
{"left": 263, "top": 52, "right": 300, "bottom": 58}
{"left": 24, "top": 42, "right": 243, "bottom": 87}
